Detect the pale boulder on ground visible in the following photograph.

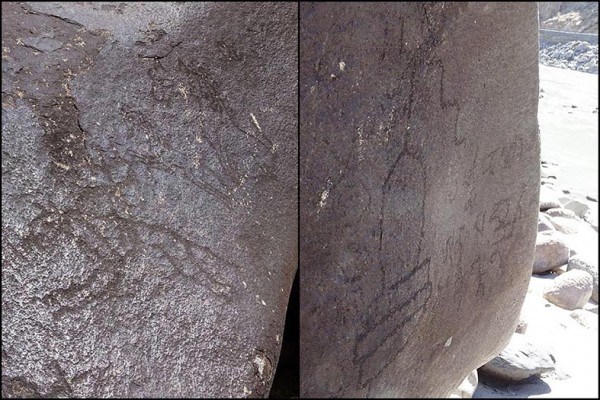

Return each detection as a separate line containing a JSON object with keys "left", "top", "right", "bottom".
{"left": 540, "top": 165, "right": 559, "bottom": 180}
{"left": 538, "top": 212, "right": 556, "bottom": 232}
{"left": 546, "top": 211, "right": 599, "bottom": 261}
{"left": 547, "top": 214, "right": 590, "bottom": 235}
{"left": 540, "top": 186, "right": 563, "bottom": 211}
{"left": 555, "top": 220, "right": 598, "bottom": 260}
{"left": 533, "top": 231, "right": 571, "bottom": 273}
{"left": 545, "top": 208, "right": 579, "bottom": 219}
{"left": 478, "top": 333, "right": 555, "bottom": 381}
{"left": 558, "top": 196, "right": 573, "bottom": 206}
{"left": 449, "top": 369, "right": 478, "bottom": 399}
{"left": 564, "top": 200, "right": 590, "bottom": 218}
{"left": 541, "top": 180, "right": 557, "bottom": 189}
{"left": 567, "top": 255, "right": 598, "bottom": 303}
{"left": 543, "top": 269, "right": 593, "bottom": 310}
{"left": 477, "top": 275, "right": 600, "bottom": 398}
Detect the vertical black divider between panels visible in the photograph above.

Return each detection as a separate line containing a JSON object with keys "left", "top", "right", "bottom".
{"left": 269, "top": 271, "right": 300, "bottom": 398}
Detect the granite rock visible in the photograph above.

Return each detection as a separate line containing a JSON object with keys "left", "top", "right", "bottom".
{"left": 479, "top": 333, "right": 555, "bottom": 381}
{"left": 1, "top": 2, "right": 298, "bottom": 398}
{"left": 543, "top": 269, "right": 593, "bottom": 310}
{"left": 300, "top": 2, "right": 540, "bottom": 397}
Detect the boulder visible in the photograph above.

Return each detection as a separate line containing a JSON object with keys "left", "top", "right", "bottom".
{"left": 478, "top": 333, "right": 555, "bottom": 381}
{"left": 548, "top": 214, "right": 595, "bottom": 236}
{"left": 564, "top": 200, "right": 590, "bottom": 218}
{"left": 540, "top": 164, "right": 557, "bottom": 179}
{"left": 300, "top": 2, "right": 540, "bottom": 397}
{"left": 1, "top": 2, "right": 297, "bottom": 398}
{"left": 539, "top": 186, "right": 562, "bottom": 210}
{"left": 558, "top": 196, "right": 573, "bottom": 206}
{"left": 567, "top": 255, "right": 598, "bottom": 303}
{"left": 543, "top": 270, "right": 593, "bottom": 310}
{"left": 538, "top": 213, "right": 556, "bottom": 232}
{"left": 553, "top": 220, "right": 599, "bottom": 260}
{"left": 540, "top": 179, "right": 557, "bottom": 187}
{"left": 545, "top": 208, "right": 579, "bottom": 219}
{"left": 532, "top": 231, "right": 571, "bottom": 274}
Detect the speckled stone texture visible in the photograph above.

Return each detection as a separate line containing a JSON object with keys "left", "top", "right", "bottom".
{"left": 300, "top": 2, "right": 540, "bottom": 397}
{"left": 2, "top": 2, "right": 297, "bottom": 397}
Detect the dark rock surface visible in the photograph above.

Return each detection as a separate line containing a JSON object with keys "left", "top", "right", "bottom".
{"left": 299, "top": 3, "right": 540, "bottom": 397}
{"left": 2, "top": 2, "right": 297, "bottom": 398}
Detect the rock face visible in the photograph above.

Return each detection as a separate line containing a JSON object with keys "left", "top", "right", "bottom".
{"left": 538, "top": 2, "right": 598, "bottom": 33}
{"left": 300, "top": 3, "right": 539, "bottom": 398}
{"left": 543, "top": 269, "right": 593, "bottom": 310}
{"left": 479, "top": 333, "right": 555, "bottom": 381}
{"left": 533, "top": 231, "right": 571, "bottom": 273}
{"left": 1, "top": 2, "right": 297, "bottom": 398}
{"left": 567, "top": 255, "right": 599, "bottom": 302}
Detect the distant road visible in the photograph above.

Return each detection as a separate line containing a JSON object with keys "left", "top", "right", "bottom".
{"left": 540, "top": 29, "right": 599, "bottom": 46}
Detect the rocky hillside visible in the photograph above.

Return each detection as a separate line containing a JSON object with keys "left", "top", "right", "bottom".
{"left": 539, "top": 2, "right": 598, "bottom": 34}
{"left": 540, "top": 40, "right": 598, "bottom": 74}
{"left": 538, "top": 3, "right": 598, "bottom": 74}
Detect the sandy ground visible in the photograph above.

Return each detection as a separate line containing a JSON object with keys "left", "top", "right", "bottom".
{"left": 474, "top": 65, "right": 599, "bottom": 399}
{"left": 474, "top": 276, "right": 598, "bottom": 398}
{"left": 537, "top": 65, "right": 598, "bottom": 198}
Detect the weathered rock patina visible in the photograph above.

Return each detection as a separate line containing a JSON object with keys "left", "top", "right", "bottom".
{"left": 2, "top": 2, "right": 297, "bottom": 397}
{"left": 300, "top": 2, "right": 540, "bottom": 397}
